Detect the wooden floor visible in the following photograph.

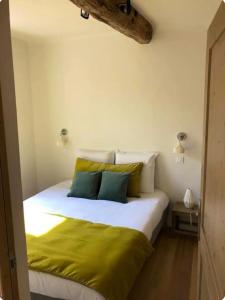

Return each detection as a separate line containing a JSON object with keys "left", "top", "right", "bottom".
{"left": 129, "top": 231, "right": 198, "bottom": 300}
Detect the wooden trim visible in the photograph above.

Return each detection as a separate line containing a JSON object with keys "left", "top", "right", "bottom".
{"left": 200, "top": 232, "right": 221, "bottom": 300}
{"left": 200, "top": 47, "right": 212, "bottom": 231}
{"left": 0, "top": 0, "right": 30, "bottom": 299}
{"left": 201, "top": 3, "right": 225, "bottom": 294}
{"left": 200, "top": 0, "right": 224, "bottom": 270}
{"left": 198, "top": 2, "right": 225, "bottom": 299}
{"left": 0, "top": 85, "right": 17, "bottom": 300}
{"left": 208, "top": 2, "right": 225, "bottom": 48}
{"left": 201, "top": 1, "right": 225, "bottom": 212}
{"left": 197, "top": 242, "right": 202, "bottom": 300}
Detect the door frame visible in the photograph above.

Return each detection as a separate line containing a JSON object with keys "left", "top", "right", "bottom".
{"left": 198, "top": 2, "right": 225, "bottom": 299}
{"left": 0, "top": 0, "right": 30, "bottom": 299}
{"left": 0, "top": 85, "right": 19, "bottom": 300}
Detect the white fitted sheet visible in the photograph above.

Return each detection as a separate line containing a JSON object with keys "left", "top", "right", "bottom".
{"left": 24, "top": 181, "right": 169, "bottom": 300}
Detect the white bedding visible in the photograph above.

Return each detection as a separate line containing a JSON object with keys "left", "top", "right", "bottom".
{"left": 24, "top": 180, "right": 169, "bottom": 300}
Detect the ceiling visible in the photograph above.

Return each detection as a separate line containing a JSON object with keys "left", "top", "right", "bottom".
{"left": 9, "top": 0, "right": 222, "bottom": 42}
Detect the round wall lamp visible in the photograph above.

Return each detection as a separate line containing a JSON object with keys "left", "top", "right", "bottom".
{"left": 173, "top": 132, "right": 187, "bottom": 154}
{"left": 56, "top": 128, "right": 69, "bottom": 147}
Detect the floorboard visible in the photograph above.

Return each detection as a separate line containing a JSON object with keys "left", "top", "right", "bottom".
{"left": 129, "top": 231, "right": 198, "bottom": 300}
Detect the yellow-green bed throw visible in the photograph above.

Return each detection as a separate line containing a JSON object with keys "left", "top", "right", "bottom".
{"left": 26, "top": 214, "right": 152, "bottom": 300}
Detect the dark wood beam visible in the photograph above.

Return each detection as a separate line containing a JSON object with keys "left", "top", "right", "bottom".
{"left": 70, "top": 0, "right": 153, "bottom": 44}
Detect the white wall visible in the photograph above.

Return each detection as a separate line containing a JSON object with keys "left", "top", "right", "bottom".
{"left": 12, "top": 38, "right": 37, "bottom": 199}
{"left": 26, "top": 28, "right": 207, "bottom": 203}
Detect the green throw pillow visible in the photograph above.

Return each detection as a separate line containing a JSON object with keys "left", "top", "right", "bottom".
{"left": 68, "top": 171, "right": 101, "bottom": 200}
{"left": 98, "top": 171, "right": 130, "bottom": 203}
{"left": 74, "top": 158, "right": 143, "bottom": 197}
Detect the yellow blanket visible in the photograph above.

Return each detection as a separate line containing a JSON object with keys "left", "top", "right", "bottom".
{"left": 26, "top": 213, "right": 152, "bottom": 300}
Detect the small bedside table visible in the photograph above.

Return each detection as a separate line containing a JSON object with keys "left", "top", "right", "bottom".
{"left": 172, "top": 202, "right": 200, "bottom": 238}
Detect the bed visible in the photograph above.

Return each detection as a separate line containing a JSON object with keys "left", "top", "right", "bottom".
{"left": 24, "top": 180, "right": 169, "bottom": 300}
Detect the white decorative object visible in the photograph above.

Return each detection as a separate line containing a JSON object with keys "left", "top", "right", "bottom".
{"left": 173, "top": 132, "right": 187, "bottom": 154}
{"left": 183, "top": 188, "right": 195, "bottom": 209}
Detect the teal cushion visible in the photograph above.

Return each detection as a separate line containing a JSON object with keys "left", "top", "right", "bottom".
{"left": 67, "top": 171, "right": 101, "bottom": 200}
{"left": 98, "top": 171, "right": 130, "bottom": 203}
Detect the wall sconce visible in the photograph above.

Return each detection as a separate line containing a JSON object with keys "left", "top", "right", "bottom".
{"left": 173, "top": 132, "right": 187, "bottom": 154}
{"left": 56, "top": 128, "right": 69, "bottom": 147}
{"left": 81, "top": 9, "right": 90, "bottom": 19}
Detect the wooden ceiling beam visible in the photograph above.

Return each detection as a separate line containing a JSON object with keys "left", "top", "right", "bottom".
{"left": 70, "top": 0, "right": 153, "bottom": 44}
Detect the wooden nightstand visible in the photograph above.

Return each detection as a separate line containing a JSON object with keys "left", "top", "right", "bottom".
{"left": 172, "top": 202, "right": 200, "bottom": 238}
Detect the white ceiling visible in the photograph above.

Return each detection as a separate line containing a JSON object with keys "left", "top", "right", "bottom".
{"left": 9, "top": 0, "right": 222, "bottom": 42}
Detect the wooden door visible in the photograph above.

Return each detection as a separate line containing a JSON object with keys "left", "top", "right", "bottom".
{"left": 199, "top": 2, "right": 225, "bottom": 299}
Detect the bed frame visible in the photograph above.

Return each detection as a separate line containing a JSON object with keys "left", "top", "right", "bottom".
{"left": 150, "top": 204, "right": 169, "bottom": 244}
{"left": 30, "top": 205, "right": 169, "bottom": 300}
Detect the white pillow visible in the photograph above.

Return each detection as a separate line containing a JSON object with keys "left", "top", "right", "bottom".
{"left": 76, "top": 149, "right": 115, "bottom": 164}
{"left": 115, "top": 151, "right": 158, "bottom": 194}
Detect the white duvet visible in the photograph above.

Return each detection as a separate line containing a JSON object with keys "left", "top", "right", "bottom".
{"left": 24, "top": 181, "right": 169, "bottom": 300}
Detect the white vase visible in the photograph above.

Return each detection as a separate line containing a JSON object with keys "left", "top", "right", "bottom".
{"left": 183, "top": 188, "right": 195, "bottom": 209}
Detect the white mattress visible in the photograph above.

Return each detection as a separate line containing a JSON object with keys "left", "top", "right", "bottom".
{"left": 24, "top": 180, "right": 169, "bottom": 300}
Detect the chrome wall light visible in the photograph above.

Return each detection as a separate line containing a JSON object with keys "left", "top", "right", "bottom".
{"left": 80, "top": 1, "right": 131, "bottom": 19}
{"left": 56, "top": 128, "right": 69, "bottom": 147}
{"left": 173, "top": 132, "right": 187, "bottom": 154}
{"left": 81, "top": 9, "right": 90, "bottom": 20}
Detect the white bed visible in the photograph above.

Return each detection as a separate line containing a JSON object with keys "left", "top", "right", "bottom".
{"left": 24, "top": 180, "right": 169, "bottom": 300}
